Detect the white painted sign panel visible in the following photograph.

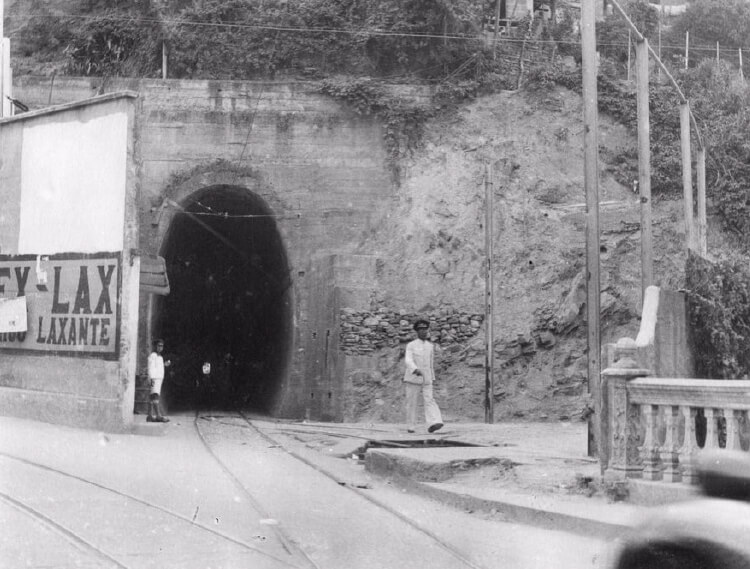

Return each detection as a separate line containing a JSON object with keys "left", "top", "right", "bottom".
{"left": 18, "top": 112, "right": 128, "bottom": 254}
{"left": 0, "top": 296, "right": 27, "bottom": 333}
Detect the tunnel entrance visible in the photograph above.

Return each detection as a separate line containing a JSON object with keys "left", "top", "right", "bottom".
{"left": 158, "top": 185, "right": 292, "bottom": 414}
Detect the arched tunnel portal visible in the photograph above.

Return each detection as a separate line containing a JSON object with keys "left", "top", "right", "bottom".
{"left": 158, "top": 185, "right": 293, "bottom": 414}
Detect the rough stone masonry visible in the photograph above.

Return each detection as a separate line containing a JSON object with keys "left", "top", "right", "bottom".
{"left": 340, "top": 308, "right": 484, "bottom": 355}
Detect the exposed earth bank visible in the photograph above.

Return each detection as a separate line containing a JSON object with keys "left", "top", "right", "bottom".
{"left": 347, "top": 86, "right": 689, "bottom": 425}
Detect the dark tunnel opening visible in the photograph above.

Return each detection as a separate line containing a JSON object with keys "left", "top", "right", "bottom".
{"left": 158, "top": 185, "right": 292, "bottom": 414}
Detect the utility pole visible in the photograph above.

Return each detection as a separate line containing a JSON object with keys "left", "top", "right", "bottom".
{"left": 627, "top": 30, "right": 631, "bottom": 82}
{"left": 484, "top": 163, "right": 495, "bottom": 424}
{"left": 697, "top": 148, "right": 707, "bottom": 256}
{"left": 0, "top": 0, "right": 11, "bottom": 117}
{"left": 636, "top": 38, "right": 653, "bottom": 295}
{"left": 610, "top": 0, "right": 706, "bottom": 260}
{"left": 680, "top": 102, "right": 694, "bottom": 252}
{"left": 581, "top": 0, "right": 601, "bottom": 458}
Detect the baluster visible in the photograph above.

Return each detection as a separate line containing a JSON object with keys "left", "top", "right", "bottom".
{"left": 640, "top": 404, "right": 662, "bottom": 480}
{"left": 725, "top": 408, "right": 742, "bottom": 450}
{"left": 660, "top": 405, "right": 681, "bottom": 482}
{"left": 680, "top": 406, "right": 700, "bottom": 484}
{"left": 705, "top": 408, "right": 718, "bottom": 449}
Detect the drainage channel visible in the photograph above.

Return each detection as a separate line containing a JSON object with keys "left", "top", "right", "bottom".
{"left": 353, "top": 439, "right": 486, "bottom": 462}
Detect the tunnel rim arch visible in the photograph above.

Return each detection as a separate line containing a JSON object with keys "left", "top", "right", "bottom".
{"left": 148, "top": 166, "right": 295, "bottom": 415}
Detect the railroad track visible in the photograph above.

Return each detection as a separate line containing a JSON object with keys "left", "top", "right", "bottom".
{"left": 194, "top": 410, "right": 488, "bottom": 569}
{"left": 0, "top": 412, "right": 488, "bottom": 569}
{"left": 0, "top": 442, "right": 310, "bottom": 569}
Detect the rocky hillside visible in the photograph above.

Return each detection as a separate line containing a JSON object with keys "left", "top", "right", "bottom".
{"left": 347, "top": 86, "right": 690, "bottom": 424}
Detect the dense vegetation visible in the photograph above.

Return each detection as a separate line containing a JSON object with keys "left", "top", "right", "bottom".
{"left": 663, "top": 0, "right": 750, "bottom": 70}
{"left": 687, "top": 254, "right": 750, "bottom": 380}
{"left": 17, "top": 0, "right": 494, "bottom": 81}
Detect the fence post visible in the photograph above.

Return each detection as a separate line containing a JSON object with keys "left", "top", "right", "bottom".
{"left": 602, "top": 338, "right": 650, "bottom": 481}
{"left": 740, "top": 49, "right": 744, "bottom": 81}
{"left": 162, "top": 41, "right": 168, "bottom": 79}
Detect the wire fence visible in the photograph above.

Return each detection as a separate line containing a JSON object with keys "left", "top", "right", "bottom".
{"left": 4, "top": 9, "right": 749, "bottom": 84}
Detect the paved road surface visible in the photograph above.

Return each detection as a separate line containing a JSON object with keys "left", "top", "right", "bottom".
{"left": 0, "top": 414, "right": 613, "bottom": 568}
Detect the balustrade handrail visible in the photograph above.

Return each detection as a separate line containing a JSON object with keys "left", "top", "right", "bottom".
{"left": 628, "top": 377, "right": 750, "bottom": 410}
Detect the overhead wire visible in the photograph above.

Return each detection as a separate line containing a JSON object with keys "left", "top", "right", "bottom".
{"left": 9, "top": 12, "right": 750, "bottom": 54}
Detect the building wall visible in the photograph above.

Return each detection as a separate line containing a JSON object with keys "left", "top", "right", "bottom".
{"left": 0, "top": 94, "right": 140, "bottom": 431}
{"left": 13, "top": 76, "right": 401, "bottom": 421}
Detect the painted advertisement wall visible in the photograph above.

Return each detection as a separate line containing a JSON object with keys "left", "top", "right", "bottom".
{"left": 0, "top": 253, "right": 121, "bottom": 358}
{"left": 0, "top": 94, "right": 140, "bottom": 432}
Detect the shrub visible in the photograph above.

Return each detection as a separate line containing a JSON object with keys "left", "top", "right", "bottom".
{"left": 164, "top": 0, "right": 487, "bottom": 80}
{"left": 687, "top": 253, "right": 750, "bottom": 379}
{"left": 64, "top": 6, "right": 164, "bottom": 77}
{"left": 597, "top": 0, "right": 659, "bottom": 64}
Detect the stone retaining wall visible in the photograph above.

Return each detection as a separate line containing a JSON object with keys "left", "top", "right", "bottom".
{"left": 340, "top": 309, "right": 484, "bottom": 355}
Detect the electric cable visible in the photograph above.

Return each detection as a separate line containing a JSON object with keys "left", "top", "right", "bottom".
{"left": 10, "top": 11, "right": 750, "bottom": 54}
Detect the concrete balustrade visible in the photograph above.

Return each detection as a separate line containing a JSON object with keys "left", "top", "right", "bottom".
{"left": 601, "top": 286, "right": 750, "bottom": 487}
{"left": 603, "top": 340, "right": 750, "bottom": 484}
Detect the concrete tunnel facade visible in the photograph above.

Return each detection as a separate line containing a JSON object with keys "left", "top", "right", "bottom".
{"left": 9, "top": 75, "right": 404, "bottom": 425}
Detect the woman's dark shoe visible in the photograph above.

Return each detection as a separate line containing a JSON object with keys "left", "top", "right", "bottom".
{"left": 146, "top": 416, "right": 156, "bottom": 422}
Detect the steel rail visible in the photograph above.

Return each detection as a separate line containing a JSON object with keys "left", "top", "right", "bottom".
{"left": 235, "top": 410, "right": 489, "bottom": 569}
{"left": 192, "top": 411, "right": 321, "bottom": 569}
{"left": 0, "top": 490, "right": 129, "bottom": 569}
{"left": 0, "top": 451, "right": 300, "bottom": 568}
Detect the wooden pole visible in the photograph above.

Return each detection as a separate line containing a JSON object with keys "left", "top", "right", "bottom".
{"left": 0, "top": 39, "right": 8, "bottom": 117}
{"left": 657, "top": 3, "right": 662, "bottom": 81}
{"left": 609, "top": 0, "right": 704, "bottom": 150}
{"left": 685, "top": 30, "right": 689, "bottom": 69}
{"left": 680, "top": 102, "right": 694, "bottom": 252}
{"left": 581, "top": 0, "right": 601, "bottom": 459}
{"left": 716, "top": 42, "right": 720, "bottom": 66}
{"left": 636, "top": 39, "right": 653, "bottom": 295}
{"left": 493, "top": 0, "right": 502, "bottom": 59}
{"left": 627, "top": 30, "right": 632, "bottom": 82}
{"left": 484, "top": 163, "right": 495, "bottom": 424}
{"left": 162, "top": 41, "right": 168, "bottom": 79}
{"left": 0, "top": 0, "right": 9, "bottom": 118}
{"left": 740, "top": 49, "right": 744, "bottom": 81}
{"left": 697, "top": 148, "right": 707, "bottom": 256}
